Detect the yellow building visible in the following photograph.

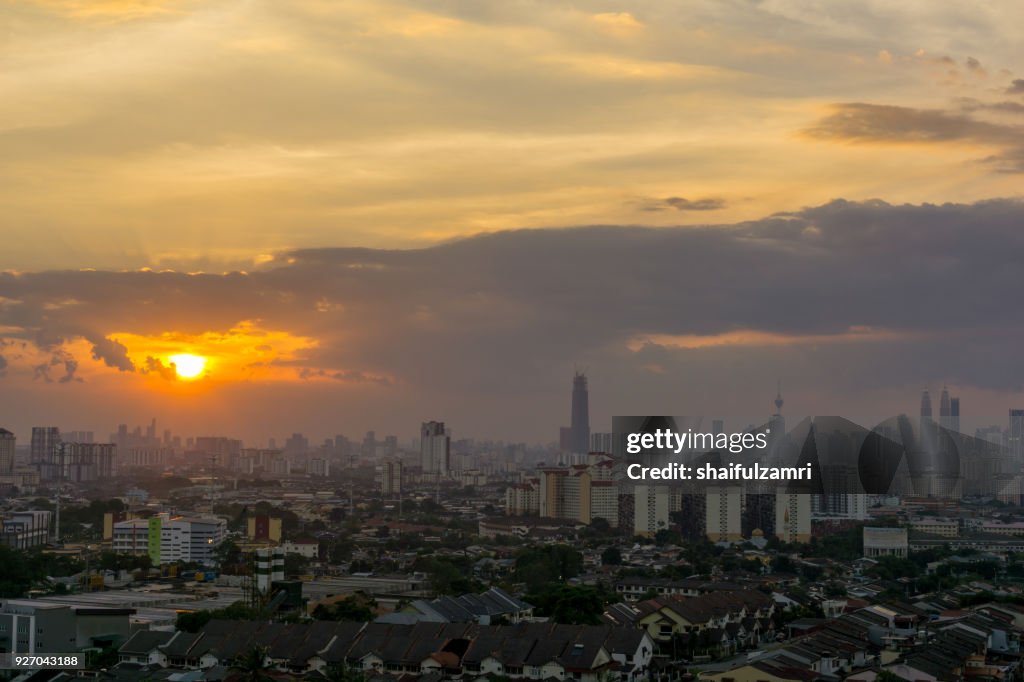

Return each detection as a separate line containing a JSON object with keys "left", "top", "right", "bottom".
{"left": 246, "top": 515, "right": 282, "bottom": 543}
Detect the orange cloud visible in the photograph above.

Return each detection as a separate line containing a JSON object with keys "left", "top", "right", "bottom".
{"left": 627, "top": 326, "right": 913, "bottom": 351}
{"left": 27, "top": 0, "right": 189, "bottom": 20}
{"left": 108, "top": 320, "right": 317, "bottom": 386}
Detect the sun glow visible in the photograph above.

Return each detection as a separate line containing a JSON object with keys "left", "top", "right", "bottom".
{"left": 168, "top": 353, "right": 207, "bottom": 379}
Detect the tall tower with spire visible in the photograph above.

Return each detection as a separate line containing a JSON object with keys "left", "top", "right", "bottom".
{"left": 567, "top": 372, "right": 591, "bottom": 454}
{"left": 920, "top": 389, "right": 933, "bottom": 420}
{"left": 770, "top": 381, "right": 785, "bottom": 436}
{"left": 939, "top": 386, "right": 951, "bottom": 428}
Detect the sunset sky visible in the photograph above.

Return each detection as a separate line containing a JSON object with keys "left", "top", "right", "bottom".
{"left": 2, "top": 0, "right": 1024, "bottom": 443}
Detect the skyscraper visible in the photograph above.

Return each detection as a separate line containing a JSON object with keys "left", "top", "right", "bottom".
{"left": 565, "top": 372, "right": 590, "bottom": 454}
{"left": 381, "top": 460, "right": 403, "bottom": 496}
{"left": 420, "top": 421, "right": 450, "bottom": 476}
{"left": 0, "top": 428, "right": 15, "bottom": 475}
{"left": 939, "top": 386, "right": 951, "bottom": 424}
{"left": 1010, "top": 409, "right": 1024, "bottom": 465}
{"left": 939, "top": 386, "right": 960, "bottom": 433}
{"left": 769, "top": 382, "right": 785, "bottom": 436}
{"left": 30, "top": 427, "right": 60, "bottom": 467}
{"left": 920, "top": 390, "right": 932, "bottom": 420}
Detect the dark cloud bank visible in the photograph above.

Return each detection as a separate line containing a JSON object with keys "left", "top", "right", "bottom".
{"left": 2, "top": 198, "right": 1024, "bottom": 436}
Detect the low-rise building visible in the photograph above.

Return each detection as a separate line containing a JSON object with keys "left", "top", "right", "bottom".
{"left": 1, "top": 510, "right": 52, "bottom": 549}
{"left": 863, "top": 527, "right": 909, "bottom": 558}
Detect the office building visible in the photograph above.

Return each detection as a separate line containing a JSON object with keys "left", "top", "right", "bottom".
{"left": 112, "top": 514, "right": 226, "bottom": 566}
{"left": 939, "top": 386, "right": 961, "bottom": 432}
{"left": 1, "top": 510, "right": 52, "bottom": 549}
{"left": 284, "top": 433, "right": 309, "bottom": 456}
{"left": 420, "top": 421, "right": 450, "bottom": 476}
{"left": 560, "top": 372, "right": 590, "bottom": 454}
{"left": 769, "top": 383, "right": 785, "bottom": 436}
{"left": 381, "top": 460, "right": 403, "bottom": 496}
{"left": 0, "top": 600, "right": 132, "bottom": 654}
{"left": 1011, "top": 410, "right": 1024, "bottom": 465}
{"left": 863, "top": 527, "right": 909, "bottom": 558}
{"left": 308, "top": 457, "right": 329, "bottom": 476}
{"left": 30, "top": 427, "right": 60, "bottom": 466}
{"left": 0, "top": 428, "right": 14, "bottom": 474}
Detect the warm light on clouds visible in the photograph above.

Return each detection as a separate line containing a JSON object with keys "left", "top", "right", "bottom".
{"left": 26, "top": 0, "right": 188, "bottom": 20}
{"left": 590, "top": 12, "right": 645, "bottom": 38}
{"left": 108, "top": 321, "right": 318, "bottom": 385}
{"left": 627, "top": 327, "right": 914, "bottom": 352}
{"left": 167, "top": 353, "right": 206, "bottom": 379}
{"left": 3, "top": 2, "right": 1024, "bottom": 439}
{"left": 3, "top": 0, "right": 1024, "bottom": 270}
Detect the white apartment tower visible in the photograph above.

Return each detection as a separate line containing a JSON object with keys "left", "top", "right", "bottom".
{"left": 420, "top": 421, "right": 450, "bottom": 476}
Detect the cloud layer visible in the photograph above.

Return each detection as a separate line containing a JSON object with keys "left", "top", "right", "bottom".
{"left": 2, "top": 199, "right": 1024, "bottom": 440}
{"left": 3, "top": 0, "right": 1024, "bottom": 270}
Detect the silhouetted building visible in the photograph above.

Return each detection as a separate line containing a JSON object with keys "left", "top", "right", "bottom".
{"left": 0, "top": 429, "right": 14, "bottom": 475}
{"left": 1011, "top": 409, "right": 1024, "bottom": 465}
{"left": 562, "top": 372, "right": 590, "bottom": 454}
{"left": 769, "top": 382, "right": 785, "bottom": 437}
{"left": 939, "top": 386, "right": 960, "bottom": 432}
{"left": 30, "top": 427, "right": 60, "bottom": 466}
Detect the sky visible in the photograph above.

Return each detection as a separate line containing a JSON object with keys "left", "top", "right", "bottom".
{"left": 1, "top": 0, "right": 1024, "bottom": 443}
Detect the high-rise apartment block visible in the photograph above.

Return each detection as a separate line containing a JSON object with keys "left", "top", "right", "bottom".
{"left": 705, "top": 486, "right": 743, "bottom": 543}
{"left": 381, "top": 460, "right": 403, "bottom": 496}
{"left": 30, "top": 427, "right": 60, "bottom": 466}
{"left": 0, "top": 428, "right": 14, "bottom": 474}
{"left": 420, "top": 421, "right": 450, "bottom": 476}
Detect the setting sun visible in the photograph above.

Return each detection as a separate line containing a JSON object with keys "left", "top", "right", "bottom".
{"left": 169, "top": 354, "right": 207, "bottom": 380}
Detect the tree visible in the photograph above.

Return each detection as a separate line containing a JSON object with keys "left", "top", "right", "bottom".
{"left": 513, "top": 545, "right": 583, "bottom": 593}
{"left": 176, "top": 601, "right": 261, "bottom": 633}
{"left": 540, "top": 586, "right": 607, "bottom": 625}
{"left": 232, "top": 645, "right": 272, "bottom": 682}
{"left": 824, "top": 581, "right": 847, "bottom": 598}
{"left": 213, "top": 539, "right": 243, "bottom": 569}
{"left": 654, "top": 528, "right": 681, "bottom": 546}
{"left": 426, "top": 558, "right": 477, "bottom": 595}
{"left": 312, "top": 595, "right": 376, "bottom": 622}
{"left": 0, "top": 545, "right": 83, "bottom": 597}
{"left": 876, "top": 671, "right": 908, "bottom": 682}
{"left": 283, "top": 552, "right": 311, "bottom": 577}
{"left": 600, "top": 547, "right": 622, "bottom": 566}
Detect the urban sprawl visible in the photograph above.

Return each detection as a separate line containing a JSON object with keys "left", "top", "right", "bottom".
{"left": 2, "top": 378, "right": 1024, "bottom": 682}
